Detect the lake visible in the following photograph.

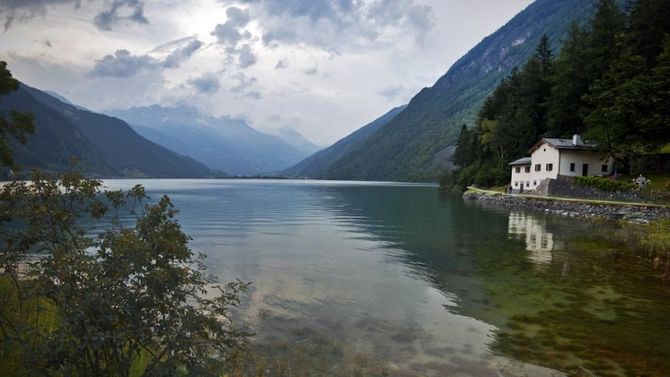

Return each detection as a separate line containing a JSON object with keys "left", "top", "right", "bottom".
{"left": 102, "top": 179, "right": 670, "bottom": 376}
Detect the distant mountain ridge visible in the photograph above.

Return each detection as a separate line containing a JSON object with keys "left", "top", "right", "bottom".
{"left": 1, "top": 84, "right": 216, "bottom": 178}
{"left": 275, "top": 127, "right": 321, "bottom": 156}
{"left": 316, "top": 0, "right": 596, "bottom": 182}
{"left": 108, "top": 105, "right": 314, "bottom": 176}
{"left": 283, "top": 105, "right": 406, "bottom": 178}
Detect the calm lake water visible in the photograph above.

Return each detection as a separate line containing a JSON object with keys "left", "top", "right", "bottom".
{"left": 102, "top": 179, "right": 670, "bottom": 376}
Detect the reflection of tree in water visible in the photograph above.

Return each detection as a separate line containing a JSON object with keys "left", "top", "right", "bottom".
{"left": 325, "top": 189, "right": 670, "bottom": 376}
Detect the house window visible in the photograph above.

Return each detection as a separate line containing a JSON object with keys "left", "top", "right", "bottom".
{"left": 535, "top": 164, "right": 541, "bottom": 172}
{"left": 543, "top": 148, "right": 546, "bottom": 152}
{"left": 514, "top": 181, "right": 518, "bottom": 187}
{"left": 546, "top": 163, "right": 553, "bottom": 172}
{"left": 570, "top": 163, "right": 575, "bottom": 172}
{"left": 526, "top": 181, "right": 530, "bottom": 187}
{"left": 515, "top": 167, "right": 521, "bottom": 173}
{"left": 601, "top": 164, "right": 608, "bottom": 173}
{"left": 525, "top": 166, "right": 531, "bottom": 173}
{"left": 533, "top": 180, "right": 537, "bottom": 186}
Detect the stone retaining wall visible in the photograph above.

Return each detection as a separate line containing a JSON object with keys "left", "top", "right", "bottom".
{"left": 546, "top": 176, "right": 645, "bottom": 202}
{"left": 463, "top": 191, "right": 670, "bottom": 224}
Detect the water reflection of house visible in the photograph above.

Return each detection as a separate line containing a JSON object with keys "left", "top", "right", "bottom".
{"left": 507, "top": 212, "right": 564, "bottom": 265}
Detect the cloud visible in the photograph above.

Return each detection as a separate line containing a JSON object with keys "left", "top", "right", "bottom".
{"left": 230, "top": 72, "right": 257, "bottom": 93}
{"left": 211, "top": 6, "right": 257, "bottom": 69}
{"left": 0, "top": 0, "right": 149, "bottom": 31}
{"left": 0, "top": 0, "right": 79, "bottom": 30}
{"left": 90, "top": 37, "right": 203, "bottom": 77}
{"left": 243, "top": 91, "right": 262, "bottom": 100}
{"left": 377, "top": 84, "right": 405, "bottom": 101}
{"left": 89, "top": 49, "right": 157, "bottom": 77}
{"left": 162, "top": 39, "right": 203, "bottom": 68}
{"left": 247, "top": 0, "right": 435, "bottom": 51}
{"left": 275, "top": 58, "right": 289, "bottom": 69}
{"left": 229, "top": 72, "right": 261, "bottom": 99}
{"left": 237, "top": 44, "right": 257, "bottom": 69}
{"left": 93, "top": 0, "right": 148, "bottom": 31}
{"left": 304, "top": 67, "right": 318, "bottom": 75}
{"left": 187, "top": 72, "right": 221, "bottom": 94}
{"left": 211, "top": 6, "right": 251, "bottom": 51}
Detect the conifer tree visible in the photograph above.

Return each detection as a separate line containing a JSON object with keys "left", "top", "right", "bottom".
{"left": 546, "top": 22, "right": 590, "bottom": 136}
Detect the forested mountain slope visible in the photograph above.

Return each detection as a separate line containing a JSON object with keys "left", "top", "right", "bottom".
{"left": 327, "top": 0, "right": 595, "bottom": 182}
{"left": 283, "top": 105, "right": 406, "bottom": 179}
{"left": 1, "top": 84, "right": 215, "bottom": 178}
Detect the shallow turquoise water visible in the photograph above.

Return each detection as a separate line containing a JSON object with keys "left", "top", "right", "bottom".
{"left": 102, "top": 179, "right": 670, "bottom": 376}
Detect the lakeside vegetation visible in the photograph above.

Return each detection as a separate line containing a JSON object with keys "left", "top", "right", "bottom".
{"left": 1, "top": 62, "right": 249, "bottom": 376}
{"left": 449, "top": 0, "right": 670, "bottom": 189}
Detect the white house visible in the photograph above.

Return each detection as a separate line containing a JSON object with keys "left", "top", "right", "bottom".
{"left": 509, "top": 135, "right": 613, "bottom": 192}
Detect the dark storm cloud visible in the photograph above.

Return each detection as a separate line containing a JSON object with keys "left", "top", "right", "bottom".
{"left": 89, "top": 49, "right": 157, "bottom": 77}
{"left": 0, "top": 0, "right": 148, "bottom": 31}
{"left": 187, "top": 72, "right": 221, "bottom": 94}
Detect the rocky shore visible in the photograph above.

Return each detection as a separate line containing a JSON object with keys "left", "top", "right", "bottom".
{"left": 463, "top": 190, "right": 670, "bottom": 224}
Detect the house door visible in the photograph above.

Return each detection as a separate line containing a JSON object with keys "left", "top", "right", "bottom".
{"left": 582, "top": 164, "right": 589, "bottom": 176}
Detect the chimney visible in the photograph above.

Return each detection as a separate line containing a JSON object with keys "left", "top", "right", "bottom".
{"left": 572, "top": 134, "right": 582, "bottom": 146}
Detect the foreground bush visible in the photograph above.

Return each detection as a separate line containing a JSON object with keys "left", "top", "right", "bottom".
{"left": 0, "top": 170, "right": 249, "bottom": 376}
{"left": 574, "top": 176, "right": 636, "bottom": 192}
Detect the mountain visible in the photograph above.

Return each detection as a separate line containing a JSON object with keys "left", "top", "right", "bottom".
{"left": 108, "top": 105, "right": 312, "bottom": 176}
{"left": 283, "top": 105, "right": 406, "bottom": 179}
{"left": 275, "top": 127, "right": 321, "bottom": 156}
{"left": 323, "top": 0, "right": 596, "bottom": 182}
{"left": 1, "top": 84, "right": 216, "bottom": 178}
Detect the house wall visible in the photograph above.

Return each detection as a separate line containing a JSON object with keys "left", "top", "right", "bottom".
{"left": 558, "top": 150, "right": 613, "bottom": 177}
{"left": 526, "top": 143, "right": 560, "bottom": 189}
{"left": 510, "top": 164, "right": 532, "bottom": 190}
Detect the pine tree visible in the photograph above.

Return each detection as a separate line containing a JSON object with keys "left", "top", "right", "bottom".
{"left": 546, "top": 22, "right": 591, "bottom": 137}
{"left": 627, "top": 0, "right": 670, "bottom": 65}
{"left": 0, "top": 61, "right": 34, "bottom": 168}
{"left": 584, "top": 51, "right": 653, "bottom": 162}
{"left": 586, "top": 0, "right": 626, "bottom": 82}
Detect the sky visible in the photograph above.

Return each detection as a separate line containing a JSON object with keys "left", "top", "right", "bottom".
{"left": 0, "top": 0, "right": 533, "bottom": 146}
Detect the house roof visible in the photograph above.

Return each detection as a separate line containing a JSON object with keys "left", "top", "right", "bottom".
{"left": 530, "top": 138, "right": 598, "bottom": 153}
{"left": 509, "top": 157, "right": 532, "bottom": 166}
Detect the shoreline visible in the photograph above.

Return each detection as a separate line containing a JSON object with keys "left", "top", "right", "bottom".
{"left": 463, "top": 188, "right": 670, "bottom": 224}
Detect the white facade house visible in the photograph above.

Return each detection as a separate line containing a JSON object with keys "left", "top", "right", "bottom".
{"left": 509, "top": 135, "right": 613, "bottom": 192}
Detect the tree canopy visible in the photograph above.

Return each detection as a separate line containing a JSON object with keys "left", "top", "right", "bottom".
{"left": 449, "top": 0, "right": 670, "bottom": 188}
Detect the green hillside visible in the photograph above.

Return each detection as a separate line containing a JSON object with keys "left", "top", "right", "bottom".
{"left": 1, "top": 83, "right": 217, "bottom": 178}
{"left": 326, "top": 0, "right": 595, "bottom": 182}
{"left": 283, "top": 105, "right": 406, "bottom": 178}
